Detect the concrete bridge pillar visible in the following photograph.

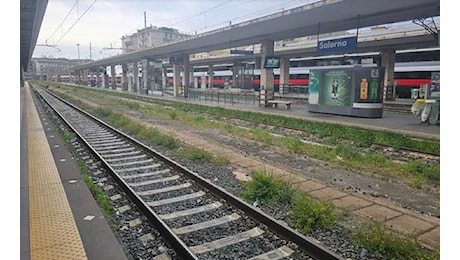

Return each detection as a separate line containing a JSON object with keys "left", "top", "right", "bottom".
{"left": 260, "top": 40, "right": 275, "bottom": 106}
{"left": 183, "top": 55, "right": 190, "bottom": 98}
{"left": 208, "top": 64, "right": 214, "bottom": 89}
{"left": 142, "top": 59, "right": 149, "bottom": 93}
{"left": 95, "top": 68, "right": 101, "bottom": 87}
{"left": 173, "top": 64, "right": 181, "bottom": 97}
{"left": 381, "top": 48, "right": 396, "bottom": 100}
{"left": 132, "top": 62, "right": 139, "bottom": 93}
{"left": 279, "top": 57, "right": 290, "bottom": 95}
{"left": 89, "top": 70, "right": 94, "bottom": 86}
{"left": 122, "top": 63, "right": 128, "bottom": 91}
{"left": 110, "top": 65, "right": 116, "bottom": 89}
{"left": 103, "top": 67, "right": 109, "bottom": 88}
{"left": 83, "top": 70, "right": 88, "bottom": 86}
{"left": 162, "top": 66, "right": 168, "bottom": 88}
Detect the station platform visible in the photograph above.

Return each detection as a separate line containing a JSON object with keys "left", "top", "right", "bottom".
{"left": 163, "top": 91, "right": 440, "bottom": 140}
{"left": 60, "top": 84, "right": 441, "bottom": 140}
{"left": 20, "top": 83, "right": 128, "bottom": 260}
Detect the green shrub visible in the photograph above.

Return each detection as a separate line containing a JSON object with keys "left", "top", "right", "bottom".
{"left": 347, "top": 220, "right": 440, "bottom": 259}
{"left": 240, "top": 170, "right": 293, "bottom": 206}
{"left": 289, "top": 195, "right": 343, "bottom": 233}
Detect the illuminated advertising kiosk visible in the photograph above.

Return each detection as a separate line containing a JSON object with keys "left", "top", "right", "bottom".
{"left": 308, "top": 66, "right": 384, "bottom": 118}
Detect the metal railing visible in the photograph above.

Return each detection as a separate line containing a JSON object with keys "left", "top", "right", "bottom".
{"left": 279, "top": 84, "right": 309, "bottom": 96}
{"left": 187, "top": 88, "right": 257, "bottom": 105}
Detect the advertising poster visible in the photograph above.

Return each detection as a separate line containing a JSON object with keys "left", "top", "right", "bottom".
{"left": 308, "top": 70, "right": 320, "bottom": 105}
{"left": 318, "top": 70, "right": 352, "bottom": 106}
{"left": 353, "top": 68, "right": 384, "bottom": 103}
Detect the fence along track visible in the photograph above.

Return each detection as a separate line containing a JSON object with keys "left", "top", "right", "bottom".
{"left": 33, "top": 84, "right": 343, "bottom": 260}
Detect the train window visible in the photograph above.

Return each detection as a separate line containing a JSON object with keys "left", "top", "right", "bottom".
{"left": 290, "top": 74, "right": 309, "bottom": 79}
{"left": 395, "top": 71, "right": 431, "bottom": 79}
{"left": 194, "top": 67, "right": 208, "bottom": 72}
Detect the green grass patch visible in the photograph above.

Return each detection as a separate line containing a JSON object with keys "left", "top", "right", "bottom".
{"left": 62, "top": 132, "right": 76, "bottom": 142}
{"left": 239, "top": 169, "right": 343, "bottom": 233}
{"left": 347, "top": 220, "right": 440, "bottom": 260}
{"left": 142, "top": 127, "right": 181, "bottom": 150}
{"left": 77, "top": 161, "right": 115, "bottom": 224}
{"left": 289, "top": 194, "right": 344, "bottom": 234}
{"left": 239, "top": 170, "right": 294, "bottom": 206}
{"left": 212, "top": 154, "right": 231, "bottom": 166}
{"left": 174, "top": 146, "right": 231, "bottom": 166}
{"left": 174, "top": 147, "right": 214, "bottom": 163}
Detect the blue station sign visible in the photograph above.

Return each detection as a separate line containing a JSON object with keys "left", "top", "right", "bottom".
{"left": 317, "top": 36, "right": 357, "bottom": 54}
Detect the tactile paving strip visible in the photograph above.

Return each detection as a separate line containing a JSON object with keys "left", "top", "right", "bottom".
{"left": 26, "top": 85, "right": 87, "bottom": 260}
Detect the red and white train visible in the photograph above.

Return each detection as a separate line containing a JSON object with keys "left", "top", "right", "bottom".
{"left": 166, "top": 60, "right": 439, "bottom": 98}
{"left": 51, "top": 51, "right": 439, "bottom": 99}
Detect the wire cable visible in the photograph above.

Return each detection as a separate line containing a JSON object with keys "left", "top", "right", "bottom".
{"left": 169, "top": 0, "right": 233, "bottom": 26}
{"left": 46, "top": 0, "right": 79, "bottom": 43}
{"left": 55, "top": 0, "right": 98, "bottom": 45}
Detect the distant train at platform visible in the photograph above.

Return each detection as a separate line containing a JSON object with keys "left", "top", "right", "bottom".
{"left": 167, "top": 60, "right": 439, "bottom": 98}
{"left": 51, "top": 51, "right": 439, "bottom": 99}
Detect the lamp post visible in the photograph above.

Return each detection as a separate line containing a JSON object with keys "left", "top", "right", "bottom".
{"left": 77, "top": 43, "right": 80, "bottom": 60}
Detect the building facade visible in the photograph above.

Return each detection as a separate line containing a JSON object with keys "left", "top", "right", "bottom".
{"left": 31, "top": 57, "right": 92, "bottom": 81}
{"left": 121, "top": 26, "right": 190, "bottom": 53}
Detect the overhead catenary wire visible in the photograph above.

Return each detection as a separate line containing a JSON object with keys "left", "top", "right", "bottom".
{"left": 169, "top": 0, "right": 234, "bottom": 27}
{"left": 44, "top": 0, "right": 98, "bottom": 57}
{"left": 46, "top": 0, "right": 79, "bottom": 43}
{"left": 54, "top": 0, "right": 98, "bottom": 45}
{"left": 182, "top": 0, "right": 316, "bottom": 34}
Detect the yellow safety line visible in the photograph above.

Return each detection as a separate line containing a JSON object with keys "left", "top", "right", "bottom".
{"left": 26, "top": 83, "right": 87, "bottom": 260}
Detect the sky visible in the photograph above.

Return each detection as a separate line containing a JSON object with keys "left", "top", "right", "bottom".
{"left": 32, "top": 0, "right": 321, "bottom": 60}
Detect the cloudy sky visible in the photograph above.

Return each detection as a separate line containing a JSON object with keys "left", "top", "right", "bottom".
{"left": 32, "top": 0, "right": 319, "bottom": 60}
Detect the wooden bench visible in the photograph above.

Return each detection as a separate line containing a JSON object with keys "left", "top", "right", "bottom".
{"left": 267, "top": 100, "right": 293, "bottom": 109}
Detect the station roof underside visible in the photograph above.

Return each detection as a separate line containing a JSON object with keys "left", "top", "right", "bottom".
{"left": 72, "top": 0, "right": 440, "bottom": 70}
{"left": 21, "top": 0, "right": 48, "bottom": 72}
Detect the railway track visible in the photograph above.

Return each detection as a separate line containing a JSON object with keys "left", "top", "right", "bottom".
{"left": 33, "top": 85, "right": 343, "bottom": 259}
{"left": 205, "top": 114, "right": 439, "bottom": 163}
{"left": 100, "top": 91, "right": 439, "bottom": 160}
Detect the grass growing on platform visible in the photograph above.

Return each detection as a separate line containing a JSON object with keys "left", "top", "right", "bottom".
{"left": 240, "top": 170, "right": 293, "bottom": 206}
{"left": 347, "top": 219, "right": 440, "bottom": 260}
{"left": 174, "top": 146, "right": 231, "bottom": 165}
{"left": 240, "top": 169, "right": 437, "bottom": 259}
{"left": 174, "top": 147, "right": 214, "bottom": 163}
{"left": 240, "top": 170, "right": 343, "bottom": 233}
{"left": 290, "top": 194, "right": 344, "bottom": 234}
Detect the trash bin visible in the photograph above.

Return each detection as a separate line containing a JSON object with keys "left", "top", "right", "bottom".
{"left": 411, "top": 98, "right": 425, "bottom": 117}
{"left": 411, "top": 88, "right": 419, "bottom": 100}
{"left": 429, "top": 98, "right": 440, "bottom": 125}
